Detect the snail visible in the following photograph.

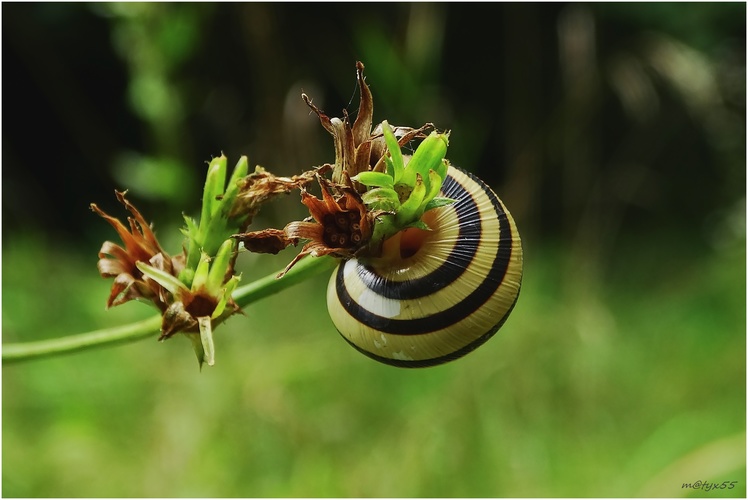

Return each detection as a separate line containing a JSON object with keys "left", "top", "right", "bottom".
{"left": 234, "top": 62, "right": 525, "bottom": 367}
{"left": 327, "top": 165, "right": 523, "bottom": 367}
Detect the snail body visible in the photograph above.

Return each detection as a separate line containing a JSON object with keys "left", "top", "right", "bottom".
{"left": 327, "top": 165, "right": 523, "bottom": 367}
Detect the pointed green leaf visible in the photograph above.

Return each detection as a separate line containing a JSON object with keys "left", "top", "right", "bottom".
{"left": 191, "top": 252, "right": 212, "bottom": 291}
{"left": 384, "top": 155, "right": 395, "bottom": 178}
{"left": 178, "top": 267, "right": 195, "bottom": 288}
{"left": 424, "top": 197, "right": 456, "bottom": 212}
{"left": 207, "top": 239, "right": 236, "bottom": 293}
{"left": 354, "top": 171, "right": 395, "bottom": 188}
{"left": 404, "top": 219, "right": 431, "bottom": 231}
{"left": 422, "top": 169, "right": 443, "bottom": 210}
{"left": 213, "top": 275, "right": 240, "bottom": 319}
{"left": 202, "top": 156, "right": 227, "bottom": 222}
{"left": 399, "top": 167, "right": 417, "bottom": 190}
{"left": 435, "top": 158, "right": 449, "bottom": 182}
{"left": 182, "top": 214, "right": 199, "bottom": 237}
{"left": 396, "top": 174, "right": 426, "bottom": 225}
{"left": 407, "top": 131, "right": 448, "bottom": 191}
{"left": 362, "top": 187, "right": 401, "bottom": 212}
{"left": 362, "top": 187, "right": 400, "bottom": 204}
{"left": 370, "top": 212, "right": 398, "bottom": 246}
{"left": 225, "top": 156, "right": 249, "bottom": 199}
{"left": 183, "top": 213, "right": 203, "bottom": 272}
{"left": 382, "top": 121, "right": 405, "bottom": 183}
{"left": 136, "top": 261, "right": 189, "bottom": 295}
{"left": 217, "top": 156, "right": 250, "bottom": 218}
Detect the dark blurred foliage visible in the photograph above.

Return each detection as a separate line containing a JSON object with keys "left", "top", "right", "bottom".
{"left": 3, "top": 3, "right": 744, "bottom": 254}
{"left": 3, "top": 4, "right": 746, "bottom": 497}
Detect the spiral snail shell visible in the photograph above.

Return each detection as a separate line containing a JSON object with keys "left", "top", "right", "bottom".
{"left": 327, "top": 165, "right": 523, "bottom": 367}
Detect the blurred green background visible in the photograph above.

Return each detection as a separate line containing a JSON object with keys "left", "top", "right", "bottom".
{"left": 2, "top": 3, "right": 745, "bottom": 497}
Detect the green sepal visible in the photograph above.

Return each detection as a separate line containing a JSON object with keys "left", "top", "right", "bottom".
{"left": 404, "top": 219, "right": 431, "bottom": 231}
{"left": 212, "top": 275, "right": 240, "bottom": 319}
{"left": 399, "top": 166, "right": 417, "bottom": 191}
{"left": 406, "top": 131, "right": 448, "bottom": 195}
{"left": 211, "top": 156, "right": 250, "bottom": 229}
{"left": 202, "top": 156, "right": 227, "bottom": 223}
{"left": 435, "top": 158, "right": 449, "bottom": 182}
{"left": 422, "top": 169, "right": 443, "bottom": 210}
{"left": 354, "top": 171, "right": 395, "bottom": 189}
{"left": 424, "top": 197, "right": 456, "bottom": 212}
{"left": 181, "top": 215, "right": 200, "bottom": 286}
{"left": 396, "top": 174, "right": 426, "bottom": 225}
{"left": 191, "top": 252, "right": 212, "bottom": 291}
{"left": 382, "top": 121, "right": 405, "bottom": 184}
{"left": 384, "top": 155, "right": 395, "bottom": 179}
{"left": 206, "top": 239, "right": 236, "bottom": 294}
{"left": 362, "top": 125, "right": 452, "bottom": 255}
{"left": 362, "top": 187, "right": 401, "bottom": 212}
{"left": 136, "top": 261, "right": 189, "bottom": 295}
{"left": 370, "top": 212, "right": 397, "bottom": 246}
{"left": 222, "top": 156, "right": 249, "bottom": 205}
{"left": 181, "top": 215, "right": 199, "bottom": 239}
{"left": 187, "top": 156, "right": 249, "bottom": 273}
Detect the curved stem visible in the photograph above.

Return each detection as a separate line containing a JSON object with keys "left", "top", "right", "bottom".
{"left": 2, "top": 315, "right": 163, "bottom": 364}
{"left": 233, "top": 254, "right": 337, "bottom": 308}
{"left": 2, "top": 256, "right": 337, "bottom": 364}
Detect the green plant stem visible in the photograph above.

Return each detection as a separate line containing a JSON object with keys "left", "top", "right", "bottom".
{"left": 2, "top": 256, "right": 338, "bottom": 364}
{"left": 2, "top": 315, "right": 163, "bottom": 364}
{"left": 233, "top": 255, "right": 337, "bottom": 308}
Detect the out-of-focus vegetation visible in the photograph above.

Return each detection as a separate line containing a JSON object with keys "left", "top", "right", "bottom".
{"left": 2, "top": 3, "right": 745, "bottom": 497}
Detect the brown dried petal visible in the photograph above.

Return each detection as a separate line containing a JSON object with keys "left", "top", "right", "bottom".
{"left": 115, "top": 190, "right": 161, "bottom": 250}
{"left": 161, "top": 301, "right": 198, "bottom": 340}
{"left": 232, "top": 166, "right": 322, "bottom": 225}
{"left": 351, "top": 61, "right": 374, "bottom": 146}
{"left": 235, "top": 228, "right": 298, "bottom": 255}
{"left": 352, "top": 140, "right": 372, "bottom": 182}
{"left": 92, "top": 194, "right": 166, "bottom": 265}
{"left": 277, "top": 240, "right": 346, "bottom": 278}
{"left": 303, "top": 91, "right": 356, "bottom": 184}
{"left": 97, "top": 241, "right": 130, "bottom": 277}
{"left": 92, "top": 192, "right": 176, "bottom": 312}
{"left": 284, "top": 220, "right": 324, "bottom": 241}
{"left": 91, "top": 193, "right": 163, "bottom": 261}
{"left": 106, "top": 273, "right": 157, "bottom": 308}
{"left": 331, "top": 116, "right": 354, "bottom": 184}
{"left": 170, "top": 253, "right": 186, "bottom": 277}
{"left": 148, "top": 252, "right": 173, "bottom": 274}
{"left": 296, "top": 185, "right": 331, "bottom": 224}
{"left": 301, "top": 93, "right": 335, "bottom": 136}
{"left": 92, "top": 205, "right": 145, "bottom": 260}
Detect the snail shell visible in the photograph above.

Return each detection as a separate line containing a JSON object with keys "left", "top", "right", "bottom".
{"left": 327, "top": 165, "right": 523, "bottom": 367}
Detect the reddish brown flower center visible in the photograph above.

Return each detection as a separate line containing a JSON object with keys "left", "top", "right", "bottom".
{"left": 184, "top": 294, "right": 217, "bottom": 318}
{"left": 322, "top": 210, "right": 363, "bottom": 249}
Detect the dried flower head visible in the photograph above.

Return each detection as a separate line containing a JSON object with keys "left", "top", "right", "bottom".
{"left": 278, "top": 175, "right": 374, "bottom": 276}
{"left": 235, "top": 62, "right": 453, "bottom": 277}
{"left": 91, "top": 190, "right": 182, "bottom": 311}
{"left": 231, "top": 165, "right": 325, "bottom": 222}
{"left": 302, "top": 61, "right": 430, "bottom": 187}
{"left": 93, "top": 157, "right": 252, "bottom": 368}
{"left": 136, "top": 239, "right": 241, "bottom": 366}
